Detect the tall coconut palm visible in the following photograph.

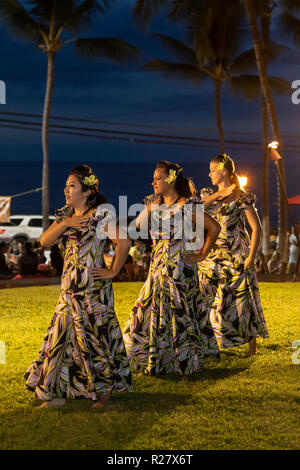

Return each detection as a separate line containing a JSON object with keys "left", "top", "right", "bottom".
{"left": 257, "top": 0, "right": 275, "bottom": 258}
{"left": 0, "top": 0, "right": 140, "bottom": 230}
{"left": 143, "top": 0, "right": 289, "bottom": 152}
{"left": 244, "top": 0, "right": 289, "bottom": 268}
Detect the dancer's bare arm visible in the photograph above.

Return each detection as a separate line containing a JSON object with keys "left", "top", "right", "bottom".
{"left": 40, "top": 214, "right": 90, "bottom": 247}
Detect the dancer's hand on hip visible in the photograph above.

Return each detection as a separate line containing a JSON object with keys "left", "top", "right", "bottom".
{"left": 244, "top": 256, "right": 254, "bottom": 270}
{"left": 183, "top": 253, "right": 205, "bottom": 264}
{"left": 91, "top": 268, "right": 117, "bottom": 280}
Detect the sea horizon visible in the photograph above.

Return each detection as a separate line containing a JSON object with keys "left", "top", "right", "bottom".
{"left": 2, "top": 160, "right": 300, "bottom": 228}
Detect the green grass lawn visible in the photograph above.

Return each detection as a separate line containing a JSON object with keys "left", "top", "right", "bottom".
{"left": 0, "top": 282, "right": 299, "bottom": 450}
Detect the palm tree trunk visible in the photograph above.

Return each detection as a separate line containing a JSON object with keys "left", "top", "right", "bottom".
{"left": 261, "top": 95, "right": 271, "bottom": 257}
{"left": 244, "top": 0, "right": 288, "bottom": 266}
{"left": 260, "top": 3, "right": 271, "bottom": 259}
{"left": 42, "top": 51, "right": 56, "bottom": 231}
{"left": 214, "top": 80, "right": 225, "bottom": 153}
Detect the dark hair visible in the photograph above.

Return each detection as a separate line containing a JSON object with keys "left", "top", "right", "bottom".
{"left": 24, "top": 241, "right": 33, "bottom": 252}
{"left": 69, "top": 164, "right": 106, "bottom": 208}
{"left": 156, "top": 160, "right": 196, "bottom": 198}
{"left": 211, "top": 154, "right": 241, "bottom": 189}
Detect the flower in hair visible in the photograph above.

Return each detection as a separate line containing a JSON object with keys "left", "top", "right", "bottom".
{"left": 83, "top": 174, "right": 98, "bottom": 188}
{"left": 217, "top": 153, "right": 230, "bottom": 171}
{"left": 165, "top": 168, "right": 182, "bottom": 184}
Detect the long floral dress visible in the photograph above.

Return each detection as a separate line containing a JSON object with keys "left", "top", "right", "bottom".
{"left": 24, "top": 205, "right": 132, "bottom": 401}
{"left": 197, "top": 189, "right": 269, "bottom": 349}
{"left": 123, "top": 195, "right": 217, "bottom": 376}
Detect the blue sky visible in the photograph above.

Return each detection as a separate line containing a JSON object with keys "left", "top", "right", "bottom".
{"left": 0, "top": 0, "right": 299, "bottom": 173}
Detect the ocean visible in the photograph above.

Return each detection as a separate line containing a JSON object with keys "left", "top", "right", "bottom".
{"left": 2, "top": 160, "right": 300, "bottom": 227}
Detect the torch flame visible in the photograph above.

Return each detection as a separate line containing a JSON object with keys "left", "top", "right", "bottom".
{"left": 238, "top": 176, "right": 248, "bottom": 190}
{"left": 268, "top": 141, "right": 279, "bottom": 149}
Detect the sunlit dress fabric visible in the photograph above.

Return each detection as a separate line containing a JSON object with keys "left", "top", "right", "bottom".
{"left": 197, "top": 189, "right": 269, "bottom": 349}
{"left": 24, "top": 205, "right": 132, "bottom": 401}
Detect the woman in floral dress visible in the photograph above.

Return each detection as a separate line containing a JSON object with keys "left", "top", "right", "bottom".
{"left": 25, "top": 165, "right": 132, "bottom": 408}
{"left": 123, "top": 161, "right": 221, "bottom": 376}
{"left": 198, "top": 154, "right": 269, "bottom": 356}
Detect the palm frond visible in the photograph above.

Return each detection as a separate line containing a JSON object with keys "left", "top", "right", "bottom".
{"left": 228, "top": 74, "right": 291, "bottom": 100}
{"left": 228, "top": 74, "right": 262, "bottom": 100}
{"left": 231, "top": 42, "right": 290, "bottom": 73}
{"left": 189, "top": 15, "right": 214, "bottom": 63}
{"left": 75, "top": 37, "right": 140, "bottom": 63}
{"left": 230, "top": 47, "right": 257, "bottom": 73}
{"left": 153, "top": 33, "right": 197, "bottom": 65}
{"left": 144, "top": 58, "right": 205, "bottom": 84}
{"left": 268, "top": 76, "right": 291, "bottom": 96}
{"left": 27, "top": 0, "right": 112, "bottom": 31}
{"left": 208, "top": 0, "right": 247, "bottom": 62}
{"left": 167, "top": 0, "right": 205, "bottom": 23}
{"left": 278, "top": 11, "right": 300, "bottom": 46}
{"left": 0, "top": 0, "right": 40, "bottom": 40}
{"left": 132, "top": 0, "right": 169, "bottom": 29}
{"left": 55, "top": 0, "right": 114, "bottom": 35}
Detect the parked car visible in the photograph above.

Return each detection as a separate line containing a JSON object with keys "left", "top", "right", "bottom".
{"left": 0, "top": 215, "right": 55, "bottom": 244}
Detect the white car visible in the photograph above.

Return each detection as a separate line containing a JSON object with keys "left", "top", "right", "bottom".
{"left": 0, "top": 215, "right": 55, "bottom": 244}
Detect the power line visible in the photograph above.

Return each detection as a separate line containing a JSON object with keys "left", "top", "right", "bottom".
{"left": 1, "top": 122, "right": 300, "bottom": 154}
{"left": 2, "top": 116, "right": 300, "bottom": 152}
{"left": 1, "top": 110, "right": 300, "bottom": 140}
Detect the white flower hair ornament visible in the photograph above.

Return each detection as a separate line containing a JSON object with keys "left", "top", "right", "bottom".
{"left": 165, "top": 168, "right": 182, "bottom": 184}
{"left": 83, "top": 174, "right": 98, "bottom": 189}
{"left": 217, "top": 153, "right": 230, "bottom": 171}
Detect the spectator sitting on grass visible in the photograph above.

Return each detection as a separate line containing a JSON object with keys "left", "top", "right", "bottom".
{"left": 255, "top": 251, "right": 268, "bottom": 274}
{"left": 33, "top": 241, "right": 47, "bottom": 264}
{"left": 0, "top": 242, "right": 13, "bottom": 280}
{"left": 267, "top": 250, "right": 281, "bottom": 274}
{"left": 7, "top": 238, "right": 22, "bottom": 268}
{"left": 12, "top": 241, "right": 44, "bottom": 280}
{"left": 129, "top": 239, "right": 147, "bottom": 266}
{"left": 116, "top": 254, "right": 140, "bottom": 282}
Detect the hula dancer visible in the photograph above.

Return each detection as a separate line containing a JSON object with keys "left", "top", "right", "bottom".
{"left": 198, "top": 154, "right": 269, "bottom": 356}
{"left": 25, "top": 165, "right": 132, "bottom": 409}
{"left": 123, "top": 161, "right": 220, "bottom": 376}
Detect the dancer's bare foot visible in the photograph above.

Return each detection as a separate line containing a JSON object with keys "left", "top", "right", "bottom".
{"left": 247, "top": 338, "right": 258, "bottom": 357}
{"left": 38, "top": 398, "right": 66, "bottom": 408}
{"left": 92, "top": 395, "right": 110, "bottom": 410}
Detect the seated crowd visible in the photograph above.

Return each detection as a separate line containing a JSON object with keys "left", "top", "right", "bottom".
{"left": 1, "top": 226, "right": 299, "bottom": 282}
{"left": 0, "top": 239, "right": 63, "bottom": 281}
{"left": 255, "top": 225, "right": 300, "bottom": 279}
{"left": 0, "top": 237, "right": 151, "bottom": 282}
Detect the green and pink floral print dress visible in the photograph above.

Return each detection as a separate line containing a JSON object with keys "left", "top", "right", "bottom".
{"left": 123, "top": 195, "right": 217, "bottom": 376}
{"left": 197, "top": 189, "right": 269, "bottom": 349}
{"left": 24, "top": 206, "right": 132, "bottom": 401}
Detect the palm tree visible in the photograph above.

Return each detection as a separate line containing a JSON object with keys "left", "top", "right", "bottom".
{"left": 258, "top": 0, "right": 275, "bottom": 258}
{"left": 0, "top": 0, "right": 140, "bottom": 230}
{"left": 142, "top": 0, "right": 289, "bottom": 153}
{"left": 244, "top": 0, "right": 289, "bottom": 268}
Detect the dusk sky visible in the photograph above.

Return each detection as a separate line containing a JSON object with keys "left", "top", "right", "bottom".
{"left": 0, "top": 0, "right": 299, "bottom": 175}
